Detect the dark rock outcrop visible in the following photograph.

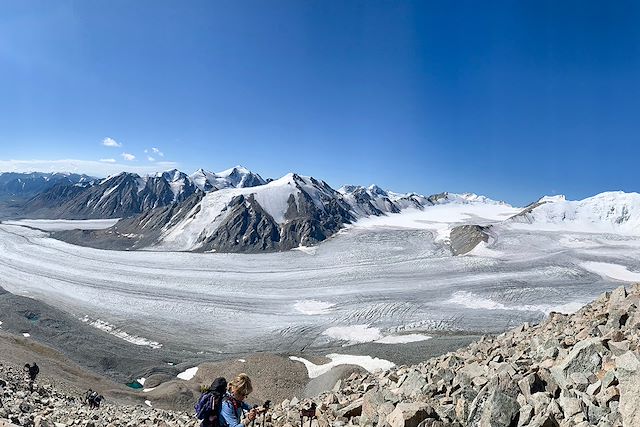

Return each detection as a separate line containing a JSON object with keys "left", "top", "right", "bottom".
{"left": 449, "top": 225, "right": 492, "bottom": 256}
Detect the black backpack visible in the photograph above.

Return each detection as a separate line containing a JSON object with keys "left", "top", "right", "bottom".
{"left": 195, "top": 377, "right": 227, "bottom": 425}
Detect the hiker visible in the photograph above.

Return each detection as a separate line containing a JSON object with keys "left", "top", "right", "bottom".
{"left": 220, "top": 374, "right": 261, "bottom": 427}
{"left": 86, "top": 390, "right": 104, "bottom": 409}
{"left": 24, "top": 362, "right": 39, "bottom": 381}
{"left": 24, "top": 362, "right": 39, "bottom": 391}
{"left": 195, "top": 377, "right": 228, "bottom": 427}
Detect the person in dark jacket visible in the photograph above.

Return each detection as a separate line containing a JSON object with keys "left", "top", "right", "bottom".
{"left": 28, "top": 362, "right": 39, "bottom": 381}
{"left": 24, "top": 362, "right": 39, "bottom": 391}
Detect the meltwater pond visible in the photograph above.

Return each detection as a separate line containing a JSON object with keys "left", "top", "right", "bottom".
{"left": 0, "top": 221, "right": 637, "bottom": 355}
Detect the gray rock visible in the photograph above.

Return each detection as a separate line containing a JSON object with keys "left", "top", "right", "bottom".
{"left": 449, "top": 225, "right": 492, "bottom": 256}
{"left": 386, "top": 403, "right": 434, "bottom": 427}
{"left": 617, "top": 356, "right": 640, "bottom": 427}
{"left": 550, "top": 338, "right": 605, "bottom": 388}
{"left": 361, "top": 390, "right": 384, "bottom": 422}
{"left": 336, "top": 398, "right": 363, "bottom": 419}
{"left": 397, "top": 371, "right": 427, "bottom": 397}
{"left": 468, "top": 388, "right": 520, "bottom": 427}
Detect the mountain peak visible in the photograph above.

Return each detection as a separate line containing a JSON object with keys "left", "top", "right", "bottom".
{"left": 367, "top": 185, "right": 387, "bottom": 196}
{"left": 538, "top": 195, "right": 566, "bottom": 203}
{"left": 216, "top": 165, "right": 250, "bottom": 177}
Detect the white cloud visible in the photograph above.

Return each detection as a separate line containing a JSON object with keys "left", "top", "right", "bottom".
{"left": 100, "top": 158, "right": 116, "bottom": 163}
{"left": 102, "top": 137, "right": 122, "bottom": 147}
{"left": 147, "top": 156, "right": 155, "bottom": 162}
{"left": 121, "top": 152, "right": 136, "bottom": 161}
{"left": 0, "top": 159, "right": 179, "bottom": 177}
{"left": 151, "top": 147, "right": 164, "bottom": 157}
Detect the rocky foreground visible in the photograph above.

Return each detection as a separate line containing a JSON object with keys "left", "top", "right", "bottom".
{"left": 3, "top": 285, "right": 640, "bottom": 427}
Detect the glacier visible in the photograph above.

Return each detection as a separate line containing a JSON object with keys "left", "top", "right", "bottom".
{"left": 1, "top": 194, "right": 639, "bottom": 357}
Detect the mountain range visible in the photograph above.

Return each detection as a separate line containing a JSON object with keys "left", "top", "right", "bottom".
{"left": 0, "top": 172, "right": 93, "bottom": 201}
{"left": 2, "top": 167, "right": 639, "bottom": 253}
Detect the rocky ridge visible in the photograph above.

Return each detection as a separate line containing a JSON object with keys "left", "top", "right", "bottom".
{"left": 3, "top": 285, "right": 640, "bottom": 427}
{"left": 270, "top": 284, "right": 640, "bottom": 427}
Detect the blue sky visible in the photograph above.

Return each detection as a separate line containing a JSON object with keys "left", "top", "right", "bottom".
{"left": 1, "top": 1, "right": 638, "bottom": 206}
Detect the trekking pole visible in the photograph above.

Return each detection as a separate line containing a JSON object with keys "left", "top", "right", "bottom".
{"left": 251, "top": 405, "right": 258, "bottom": 427}
{"left": 261, "top": 400, "right": 271, "bottom": 427}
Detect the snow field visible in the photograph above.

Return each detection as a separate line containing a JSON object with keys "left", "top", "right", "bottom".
{"left": 1, "top": 196, "right": 639, "bottom": 355}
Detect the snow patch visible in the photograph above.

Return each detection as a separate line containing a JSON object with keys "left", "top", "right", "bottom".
{"left": 137, "top": 378, "right": 146, "bottom": 386}
{"left": 289, "top": 354, "right": 395, "bottom": 378}
{"left": 81, "top": 316, "right": 162, "bottom": 349}
{"left": 23, "top": 333, "right": 30, "bottom": 337}
{"left": 294, "top": 300, "right": 334, "bottom": 315}
{"left": 581, "top": 261, "right": 640, "bottom": 282}
{"left": 145, "top": 400, "right": 152, "bottom": 407}
{"left": 238, "top": 359, "right": 246, "bottom": 363}
{"left": 143, "top": 387, "right": 156, "bottom": 392}
{"left": 292, "top": 245, "right": 318, "bottom": 255}
{"left": 177, "top": 367, "right": 198, "bottom": 380}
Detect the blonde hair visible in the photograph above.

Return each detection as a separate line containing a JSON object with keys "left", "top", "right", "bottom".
{"left": 228, "top": 373, "right": 253, "bottom": 396}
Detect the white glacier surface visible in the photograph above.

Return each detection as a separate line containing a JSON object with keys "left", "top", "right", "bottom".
{"left": 0, "top": 198, "right": 638, "bottom": 355}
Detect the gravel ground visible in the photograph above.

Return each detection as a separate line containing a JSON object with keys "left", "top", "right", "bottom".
{"left": 0, "top": 328, "right": 479, "bottom": 412}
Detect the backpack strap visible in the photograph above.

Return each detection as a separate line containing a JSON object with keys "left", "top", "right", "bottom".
{"left": 225, "top": 395, "right": 240, "bottom": 410}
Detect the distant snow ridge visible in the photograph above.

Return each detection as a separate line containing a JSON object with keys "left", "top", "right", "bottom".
{"left": 190, "top": 165, "right": 266, "bottom": 191}
{"left": 0, "top": 172, "right": 94, "bottom": 199}
{"left": 538, "top": 195, "right": 567, "bottom": 203}
{"left": 338, "top": 185, "right": 505, "bottom": 217}
{"left": 511, "top": 191, "right": 640, "bottom": 234}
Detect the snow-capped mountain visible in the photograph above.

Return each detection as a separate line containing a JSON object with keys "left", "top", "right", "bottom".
{"left": 338, "top": 185, "right": 422, "bottom": 215}
{"left": 123, "top": 173, "right": 354, "bottom": 252}
{"left": 339, "top": 185, "right": 504, "bottom": 216}
{"left": 23, "top": 171, "right": 200, "bottom": 219}
{"left": 5, "top": 166, "right": 517, "bottom": 253}
{"left": 19, "top": 167, "right": 269, "bottom": 219}
{"left": 510, "top": 191, "right": 640, "bottom": 234}
{"left": 0, "top": 172, "right": 93, "bottom": 200}
{"left": 190, "top": 166, "right": 266, "bottom": 191}
{"left": 64, "top": 173, "right": 509, "bottom": 253}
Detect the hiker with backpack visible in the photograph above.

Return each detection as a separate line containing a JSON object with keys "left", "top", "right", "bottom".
{"left": 84, "top": 389, "right": 104, "bottom": 409}
{"left": 23, "top": 362, "right": 39, "bottom": 392}
{"left": 220, "top": 374, "right": 262, "bottom": 427}
{"left": 196, "top": 373, "right": 266, "bottom": 427}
